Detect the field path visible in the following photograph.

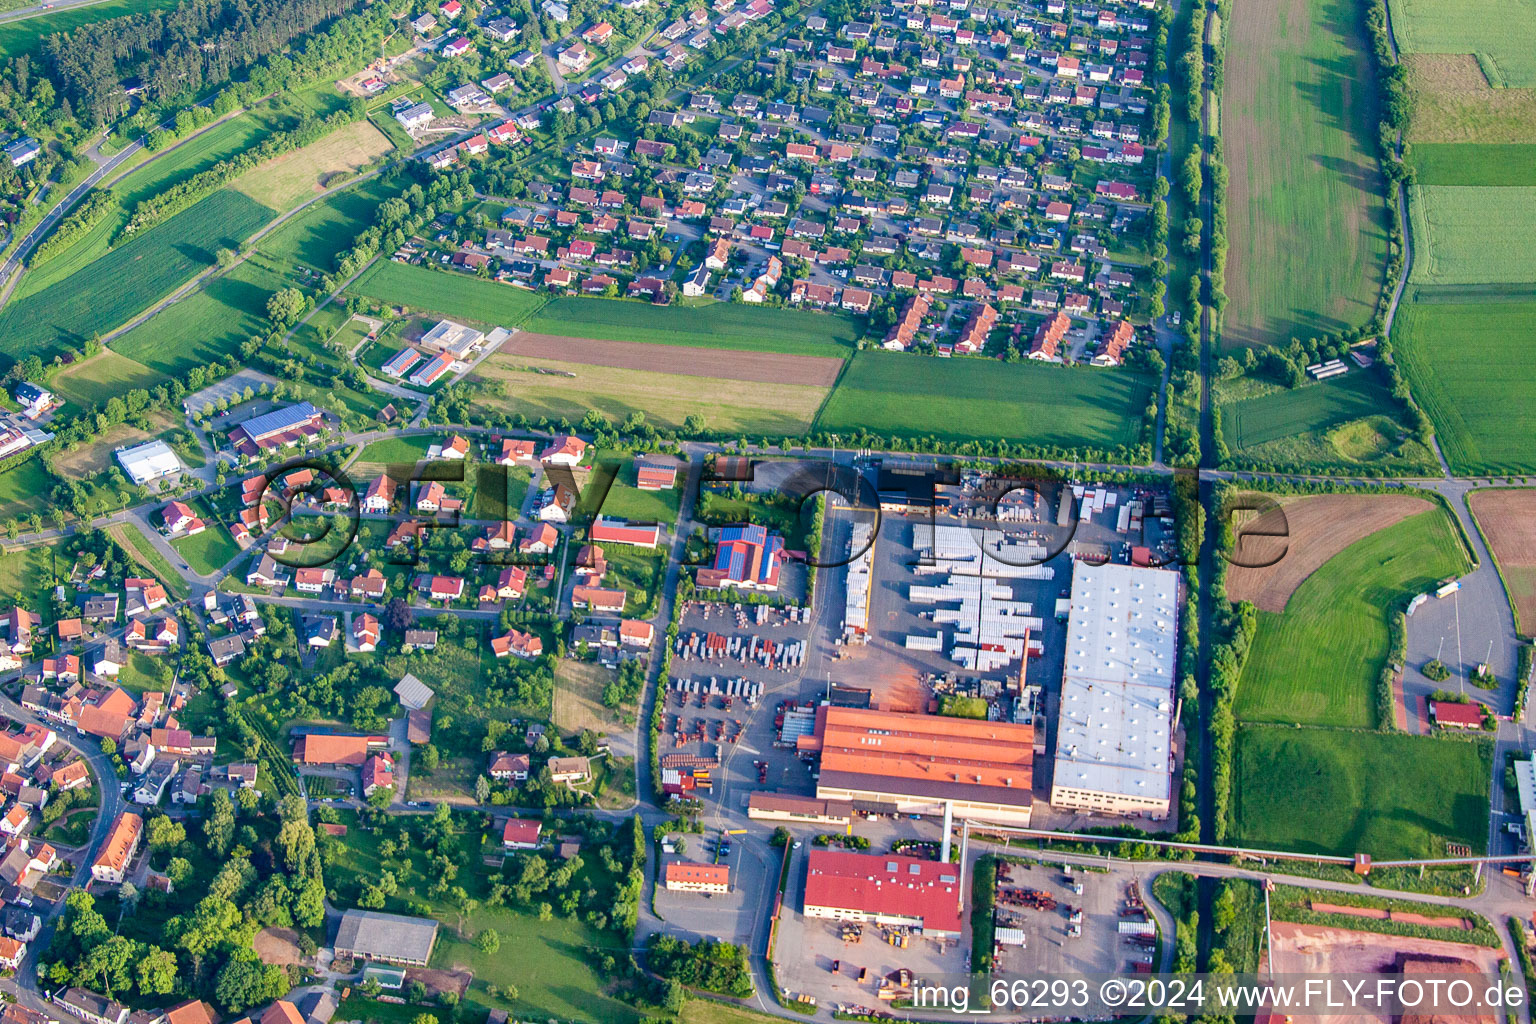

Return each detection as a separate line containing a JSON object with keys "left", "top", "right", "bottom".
{"left": 96, "top": 167, "right": 383, "bottom": 347}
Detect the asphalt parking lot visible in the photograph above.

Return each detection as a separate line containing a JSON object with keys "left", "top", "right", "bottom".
{"left": 988, "top": 859, "right": 1140, "bottom": 978}
{"left": 653, "top": 838, "right": 780, "bottom": 947}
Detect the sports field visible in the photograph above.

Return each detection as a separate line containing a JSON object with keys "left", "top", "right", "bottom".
{"left": 1389, "top": 0, "right": 1536, "bottom": 87}
{"left": 1393, "top": 299, "right": 1536, "bottom": 474}
{"left": 1409, "top": 144, "right": 1536, "bottom": 185}
{"left": 523, "top": 297, "right": 862, "bottom": 356}
{"left": 348, "top": 261, "right": 548, "bottom": 327}
{"left": 470, "top": 352, "right": 830, "bottom": 435}
{"left": 815, "top": 351, "right": 1152, "bottom": 450}
{"left": 230, "top": 121, "right": 392, "bottom": 210}
{"left": 1409, "top": 185, "right": 1536, "bottom": 285}
{"left": 0, "top": 189, "right": 274, "bottom": 367}
{"left": 1221, "top": 0, "right": 1387, "bottom": 348}
{"left": 1232, "top": 725, "right": 1491, "bottom": 859}
{"left": 1235, "top": 508, "right": 1470, "bottom": 728}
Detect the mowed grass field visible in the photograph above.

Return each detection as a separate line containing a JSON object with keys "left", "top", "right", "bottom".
{"left": 524, "top": 297, "right": 862, "bottom": 356}
{"left": 1405, "top": 55, "right": 1536, "bottom": 144}
{"left": 48, "top": 350, "right": 166, "bottom": 410}
{"left": 348, "top": 261, "right": 547, "bottom": 326}
{"left": 1409, "top": 185, "right": 1536, "bottom": 285}
{"left": 1393, "top": 298, "right": 1536, "bottom": 474}
{"left": 471, "top": 353, "right": 830, "bottom": 435}
{"left": 1409, "top": 143, "right": 1536, "bottom": 185}
{"left": 1389, "top": 0, "right": 1536, "bottom": 87}
{"left": 1222, "top": 372, "right": 1398, "bottom": 450}
{"left": 1221, "top": 0, "right": 1387, "bottom": 348}
{"left": 229, "top": 121, "right": 392, "bottom": 210}
{"left": 1234, "top": 508, "right": 1471, "bottom": 728}
{"left": 815, "top": 351, "right": 1152, "bottom": 450}
{"left": 0, "top": 189, "right": 273, "bottom": 367}
{"left": 1232, "top": 726, "right": 1491, "bottom": 858}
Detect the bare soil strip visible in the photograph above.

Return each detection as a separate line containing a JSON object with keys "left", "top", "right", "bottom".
{"left": 1468, "top": 489, "right": 1536, "bottom": 635}
{"left": 1227, "top": 494, "right": 1432, "bottom": 612}
{"left": 504, "top": 331, "right": 845, "bottom": 387}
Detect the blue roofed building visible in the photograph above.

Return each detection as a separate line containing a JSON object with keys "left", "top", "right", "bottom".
{"left": 696, "top": 524, "right": 785, "bottom": 591}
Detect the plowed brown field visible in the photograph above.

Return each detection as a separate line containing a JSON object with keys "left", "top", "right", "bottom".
{"left": 1468, "top": 488, "right": 1536, "bottom": 636}
{"left": 1227, "top": 493, "right": 1432, "bottom": 611}
{"left": 505, "top": 331, "right": 844, "bottom": 387}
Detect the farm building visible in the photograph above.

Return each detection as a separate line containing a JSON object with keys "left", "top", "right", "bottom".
{"left": 409, "top": 355, "right": 453, "bottom": 387}
{"left": 591, "top": 517, "right": 662, "bottom": 548}
{"left": 635, "top": 457, "right": 680, "bottom": 490}
{"left": 332, "top": 909, "right": 439, "bottom": 966}
{"left": 1049, "top": 561, "right": 1179, "bottom": 819}
{"left": 381, "top": 349, "right": 421, "bottom": 377}
{"left": 116, "top": 440, "right": 182, "bottom": 486}
{"left": 229, "top": 402, "right": 324, "bottom": 455}
{"left": 421, "top": 320, "right": 485, "bottom": 359}
{"left": 798, "top": 707, "right": 1034, "bottom": 825}
{"left": 801, "top": 850, "right": 963, "bottom": 938}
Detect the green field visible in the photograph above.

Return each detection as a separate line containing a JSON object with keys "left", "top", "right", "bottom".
{"left": 1221, "top": 0, "right": 1388, "bottom": 348}
{"left": 107, "top": 523, "right": 190, "bottom": 602}
{"left": 48, "top": 350, "right": 165, "bottom": 410}
{"left": 1233, "top": 726, "right": 1491, "bottom": 858}
{"left": 0, "top": 0, "right": 183, "bottom": 59}
{"left": 348, "top": 261, "right": 548, "bottom": 326}
{"left": 0, "top": 458, "right": 53, "bottom": 521}
{"left": 111, "top": 256, "right": 289, "bottom": 376}
{"left": 170, "top": 524, "right": 242, "bottom": 577}
{"left": 1390, "top": 0, "right": 1536, "bottom": 87}
{"left": 1235, "top": 509, "right": 1470, "bottom": 728}
{"left": 524, "top": 297, "right": 862, "bottom": 356}
{"left": 1409, "top": 144, "right": 1536, "bottom": 185}
{"left": 1222, "top": 372, "right": 1397, "bottom": 449}
{"left": 255, "top": 174, "right": 399, "bottom": 270}
{"left": 0, "top": 544, "right": 54, "bottom": 600}
{"left": 112, "top": 115, "right": 270, "bottom": 210}
{"left": 815, "top": 351, "right": 1152, "bottom": 451}
{"left": 1393, "top": 298, "right": 1536, "bottom": 474}
{"left": 0, "top": 189, "right": 274, "bottom": 367}
{"left": 1409, "top": 185, "right": 1536, "bottom": 285}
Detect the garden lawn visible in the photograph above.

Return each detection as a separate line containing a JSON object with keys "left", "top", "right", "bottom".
{"left": 816, "top": 351, "right": 1152, "bottom": 451}
{"left": 0, "top": 189, "right": 274, "bottom": 367}
{"left": 1408, "top": 185, "right": 1536, "bottom": 285}
{"left": 1234, "top": 508, "right": 1470, "bottom": 728}
{"left": 1389, "top": 0, "right": 1536, "bottom": 87}
{"left": 171, "top": 524, "right": 242, "bottom": 577}
{"left": 524, "top": 297, "right": 861, "bottom": 356}
{"left": 1232, "top": 725, "right": 1491, "bottom": 858}
{"left": 1393, "top": 299, "right": 1536, "bottom": 474}
{"left": 1221, "top": 0, "right": 1388, "bottom": 348}
{"left": 348, "top": 261, "right": 547, "bottom": 327}
{"left": 1409, "top": 144, "right": 1536, "bottom": 186}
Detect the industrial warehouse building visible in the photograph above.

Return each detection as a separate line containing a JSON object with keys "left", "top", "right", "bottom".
{"left": 1049, "top": 561, "right": 1180, "bottom": 819}
{"left": 332, "top": 909, "right": 439, "bottom": 966}
{"left": 798, "top": 706, "right": 1035, "bottom": 825}
{"left": 801, "top": 850, "right": 964, "bottom": 938}
{"left": 116, "top": 440, "right": 182, "bottom": 486}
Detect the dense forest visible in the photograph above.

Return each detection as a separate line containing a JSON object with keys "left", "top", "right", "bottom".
{"left": 40, "top": 0, "right": 369, "bottom": 124}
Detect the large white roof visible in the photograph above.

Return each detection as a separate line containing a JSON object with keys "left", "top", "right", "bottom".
{"left": 116, "top": 439, "right": 181, "bottom": 484}
{"left": 1052, "top": 561, "right": 1180, "bottom": 803}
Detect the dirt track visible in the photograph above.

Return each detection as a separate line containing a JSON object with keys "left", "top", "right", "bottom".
{"left": 504, "top": 331, "right": 845, "bottom": 387}
{"left": 1468, "top": 489, "right": 1536, "bottom": 635}
{"left": 1226, "top": 493, "right": 1431, "bottom": 612}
